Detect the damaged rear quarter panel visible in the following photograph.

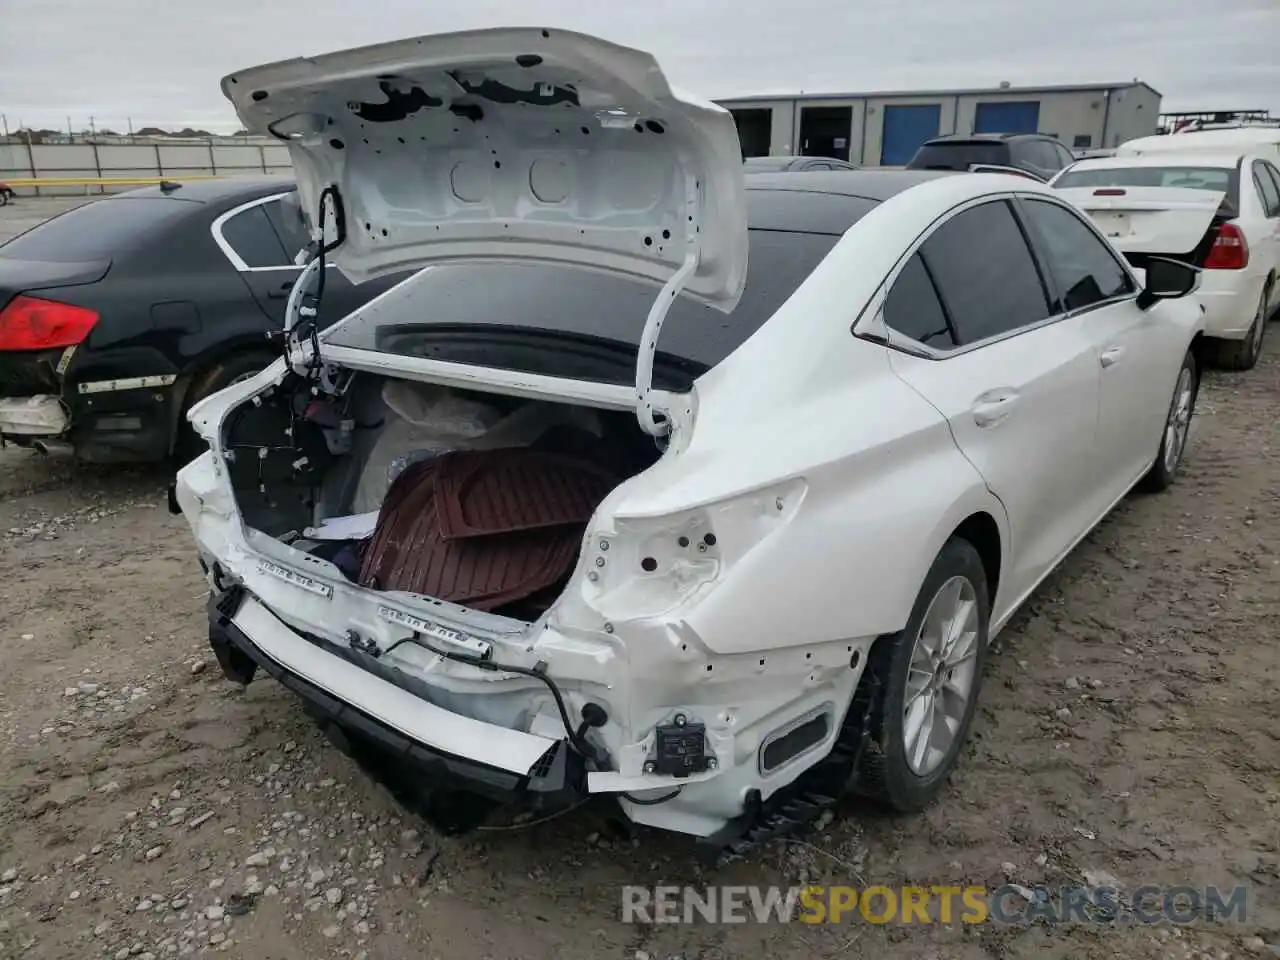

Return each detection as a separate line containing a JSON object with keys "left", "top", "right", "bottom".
{"left": 576, "top": 362, "right": 1004, "bottom": 656}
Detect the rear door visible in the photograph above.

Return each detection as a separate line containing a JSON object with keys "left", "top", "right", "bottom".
{"left": 880, "top": 198, "right": 1102, "bottom": 606}
{"left": 212, "top": 192, "right": 406, "bottom": 329}
{"left": 1251, "top": 161, "right": 1280, "bottom": 311}
{"left": 1017, "top": 196, "right": 1181, "bottom": 502}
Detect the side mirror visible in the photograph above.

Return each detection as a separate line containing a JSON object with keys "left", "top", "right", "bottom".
{"left": 1137, "top": 256, "right": 1201, "bottom": 310}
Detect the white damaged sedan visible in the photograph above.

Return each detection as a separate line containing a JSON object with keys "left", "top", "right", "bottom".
{"left": 175, "top": 28, "right": 1210, "bottom": 861}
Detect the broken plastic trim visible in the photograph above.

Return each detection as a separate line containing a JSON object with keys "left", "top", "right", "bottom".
{"left": 635, "top": 172, "right": 701, "bottom": 438}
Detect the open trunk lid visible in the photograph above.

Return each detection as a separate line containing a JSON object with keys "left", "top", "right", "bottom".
{"left": 1054, "top": 186, "right": 1226, "bottom": 258}
{"left": 220, "top": 28, "right": 748, "bottom": 309}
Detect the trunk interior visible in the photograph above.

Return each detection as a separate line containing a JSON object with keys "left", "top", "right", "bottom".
{"left": 220, "top": 369, "right": 663, "bottom": 622}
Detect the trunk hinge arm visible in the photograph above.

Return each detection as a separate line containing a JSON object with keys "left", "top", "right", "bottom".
{"left": 282, "top": 186, "right": 345, "bottom": 393}
{"left": 635, "top": 174, "right": 701, "bottom": 438}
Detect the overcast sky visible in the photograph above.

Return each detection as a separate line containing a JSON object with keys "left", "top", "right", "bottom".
{"left": 1, "top": 0, "right": 1276, "bottom": 132}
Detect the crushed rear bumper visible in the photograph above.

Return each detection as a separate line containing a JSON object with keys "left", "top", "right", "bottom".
{"left": 0, "top": 394, "right": 67, "bottom": 436}
{"left": 0, "top": 347, "right": 179, "bottom": 461}
{"left": 205, "top": 585, "right": 588, "bottom": 831}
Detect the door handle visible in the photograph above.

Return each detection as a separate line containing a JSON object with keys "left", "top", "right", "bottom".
{"left": 1100, "top": 345, "right": 1125, "bottom": 368}
{"left": 971, "top": 390, "right": 1019, "bottom": 428}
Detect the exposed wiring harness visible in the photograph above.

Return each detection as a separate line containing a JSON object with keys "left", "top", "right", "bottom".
{"left": 622, "top": 789, "right": 683, "bottom": 805}
{"left": 475, "top": 798, "right": 591, "bottom": 832}
{"left": 377, "top": 634, "right": 684, "bottom": 807}
{"left": 283, "top": 185, "right": 347, "bottom": 392}
{"left": 379, "top": 633, "right": 603, "bottom": 768}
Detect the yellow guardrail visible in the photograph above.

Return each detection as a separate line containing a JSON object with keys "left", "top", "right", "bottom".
{"left": 2, "top": 175, "right": 223, "bottom": 188}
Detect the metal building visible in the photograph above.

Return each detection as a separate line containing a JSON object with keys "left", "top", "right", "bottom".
{"left": 717, "top": 81, "right": 1161, "bottom": 166}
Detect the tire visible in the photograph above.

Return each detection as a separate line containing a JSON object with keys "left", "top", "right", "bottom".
{"left": 1213, "top": 287, "right": 1268, "bottom": 371}
{"left": 0, "top": 191, "right": 9, "bottom": 207}
{"left": 854, "top": 536, "right": 991, "bottom": 813}
{"left": 174, "top": 350, "right": 275, "bottom": 464}
{"left": 1139, "top": 348, "right": 1198, "bottom": 493}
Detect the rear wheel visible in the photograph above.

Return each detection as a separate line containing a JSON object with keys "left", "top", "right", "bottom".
{"left": 855, "top": 537, "right": 990, "bottom": 812}
{"left": 1214, "top": 287, "right": 1268, "bottom": 371}
{"left": 174, "top": 351, "right": 275, "bottom": 464}
{"left": 1139, "top": 348, "right": 1198, "bottom": 493}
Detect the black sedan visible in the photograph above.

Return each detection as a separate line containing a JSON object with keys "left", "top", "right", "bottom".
{"left": 0, "top": 177, "right": 407, "bottom": 462}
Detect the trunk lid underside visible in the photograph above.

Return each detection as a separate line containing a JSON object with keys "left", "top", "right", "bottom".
{"left": 220, "top": 27, "right": 748, "bottom": 308}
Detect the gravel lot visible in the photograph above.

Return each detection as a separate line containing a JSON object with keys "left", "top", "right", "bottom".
{"left": 1, "top": 198, "right": 1278, "bottom": 960}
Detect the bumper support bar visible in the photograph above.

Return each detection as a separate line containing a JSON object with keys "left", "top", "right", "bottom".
{"left": 206, "top": 586, "right": 587, "bottom": 830}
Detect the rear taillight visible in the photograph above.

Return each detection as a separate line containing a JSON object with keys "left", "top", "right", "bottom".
{"left": 0, "top": 295, "right": 99, "bottom": 351}
{"left": 1203, "top": 222, "right": 1249, "bottom": 270}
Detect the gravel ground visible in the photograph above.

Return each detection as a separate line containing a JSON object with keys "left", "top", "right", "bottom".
{"left": 1, "top": 199, "right": 1278, "bottom": 960}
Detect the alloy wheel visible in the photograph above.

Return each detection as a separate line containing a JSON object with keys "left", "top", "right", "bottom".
{"left": 1163, "top": 365, "right": 1195, "bottom": 476}
{"left": 902, "top": 575, "right": 980, "bottom": 776}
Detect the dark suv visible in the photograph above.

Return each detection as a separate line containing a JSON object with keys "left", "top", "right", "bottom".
{"left": 905, "top": 133, "right": 1076, "bottom": 181}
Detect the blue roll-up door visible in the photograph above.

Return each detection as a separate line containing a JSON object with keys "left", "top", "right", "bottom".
{"left": 880, "top": 104, "right": 942, "bottom": 165}
{"left": 973, "top": 101, "right": 1041, "bottom": 134}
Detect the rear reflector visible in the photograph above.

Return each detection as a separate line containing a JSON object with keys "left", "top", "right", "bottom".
{"left": 0, "top": 295, "right": 99, "bottom": 351}
{"left": 1203, "top": 222, "right": 1249, "bottom": 270}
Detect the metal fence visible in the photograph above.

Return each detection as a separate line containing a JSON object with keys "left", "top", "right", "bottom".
{"left": 0, "top": 140, "right": 293, "bottom": 195}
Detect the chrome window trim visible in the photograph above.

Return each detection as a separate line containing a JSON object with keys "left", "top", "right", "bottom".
{"left": 855, "top": 191, "right": 1143, "bottom": 361}
{"left": 210, "top": 190, "right": 339, "bottom": 274}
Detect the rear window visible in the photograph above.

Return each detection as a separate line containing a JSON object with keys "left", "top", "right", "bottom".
{"left": 1056, "top": 164, "right": 1240, "bottom": 211}
{"left": 324, "top": 229, "right": 840, "bottom": 377}
{"left": 908, "top": 142, "right": 1008, "bottom": 170}
{"left": 0, "top": 196, "right": 193, "bottom": 262}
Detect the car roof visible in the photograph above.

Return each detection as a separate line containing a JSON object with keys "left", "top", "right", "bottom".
{"left": 744, "top": 170, "right": 957, "bottom": 234}
{"left": 1065, "top": 152, "right": 1247, "bottom": 172}
{"left": 108, "top": 175, "right": 295, "bottom": 204}
{"left": 1121, "top": 129, "right": 1280, "bottom": 153}
{"left": 924, "top": 133, "right": 1042, "bottom": 144}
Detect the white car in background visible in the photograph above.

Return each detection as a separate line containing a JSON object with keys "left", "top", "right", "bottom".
{"left": 1118, "top": 127, "right": 1280, "bottom": 164}
{"left": 175, "top": 27, "right": 1210, "bottom": 861}
{"left": 1052, "top": 152, "right": 1280, "bottom": 370}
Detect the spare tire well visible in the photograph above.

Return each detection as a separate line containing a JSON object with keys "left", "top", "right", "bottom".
{"left": 952, "top": 511, "right": 1001, "bottom": 605}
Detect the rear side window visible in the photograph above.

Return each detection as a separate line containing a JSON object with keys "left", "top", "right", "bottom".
{"left": 1263, "top": 162, "right": 1280, "bottom": 212}
{"left": 919, "top": 200, "right": 1051, "bottom": 344}
{"left": 1020, "top": 199, "right": 1136, "bottom": 312}
{"left": 0, "top": 196, "right": 193, "bottom": 262}
{"left": 219, "top": 205, "right": 289, "bottom": 268}
{"left": 1018, "top": 140, "right": 1059, "bottom": 172}
{"left": 1253, "top": 161, "right": 1280, "bottom": 217}
{"left": 264, "top": 194, "right": 313, "bottom": 261}
{"left": 883, "top": 254, "right": 956, "bottom": 348}
{"left": 909, "top": 142, "right": 1008, "bottom": 170}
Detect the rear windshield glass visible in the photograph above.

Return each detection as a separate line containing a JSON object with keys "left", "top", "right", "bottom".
{"left": 324, "top": 229, "right": 841, "bottom": 377}
{"left": 1056, "top": 165, "right": 1233, "bottom": 192}
{"left": 1055, "top": 165, "right": 1240, "bottom": 210}
{"left": 909, "top": 142, "right": 1008, "bottom": 169}
{"left": 0, "top": 196, "right": 193, "bottom": 262}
